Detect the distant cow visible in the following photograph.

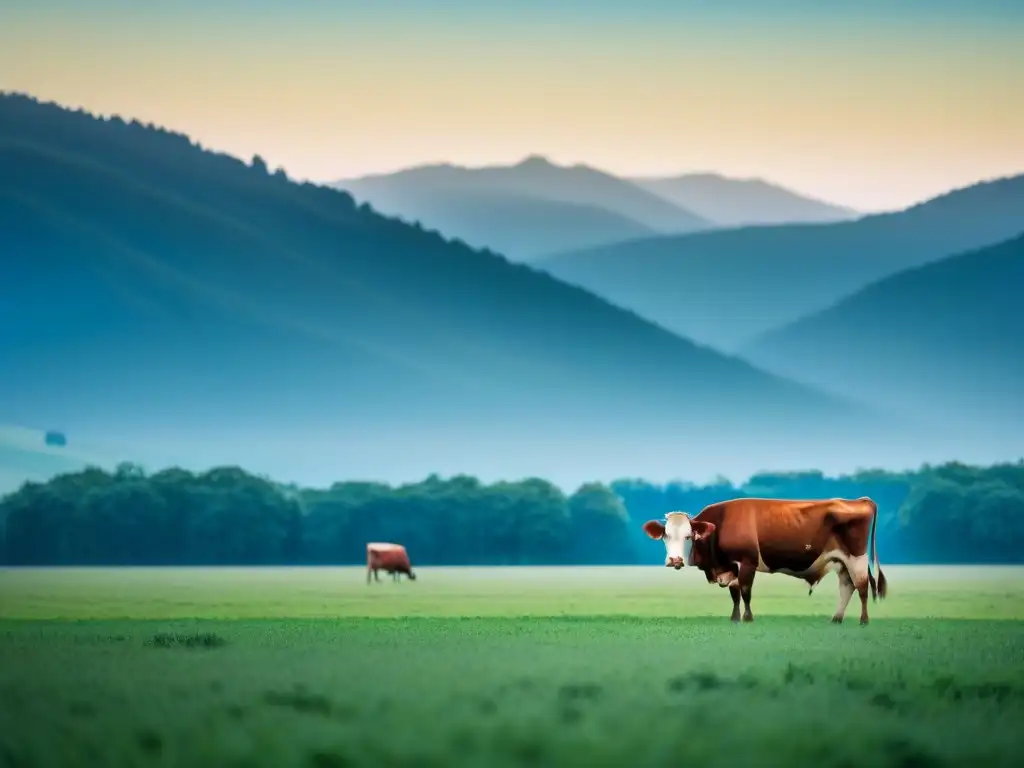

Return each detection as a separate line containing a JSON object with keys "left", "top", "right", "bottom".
{"left": 366, "top": 542, "right": 417, "bottom": 584}
{"left": 642, "top": 497, "right": 887, "bottom": 624}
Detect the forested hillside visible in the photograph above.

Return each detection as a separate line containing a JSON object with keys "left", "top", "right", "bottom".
{"left": 0, "top": 92, "right": 916, "bottom": 485}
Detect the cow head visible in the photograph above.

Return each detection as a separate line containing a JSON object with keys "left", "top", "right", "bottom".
{"left": 642, "top": 512, "right": 716, "bottom": 570}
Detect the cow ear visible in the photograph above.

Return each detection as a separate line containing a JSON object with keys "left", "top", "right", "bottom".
{"left": 691, "top": 521, "right": 716, "bottom": 541}
{"left": 642, "top": 520, "right": 666, "bottom": 540}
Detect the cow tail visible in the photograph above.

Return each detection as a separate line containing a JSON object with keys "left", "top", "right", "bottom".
{"left": 869, "top": 499, "right": 887, "bottom": 601}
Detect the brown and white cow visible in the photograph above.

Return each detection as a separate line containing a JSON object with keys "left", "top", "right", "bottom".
{"left": 642, "top": 497, "right": 887, "bottom": 624}
{"left": 366, "top": 542, "right": 417, "bottom": 584}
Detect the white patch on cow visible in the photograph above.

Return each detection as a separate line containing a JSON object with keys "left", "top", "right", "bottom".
{"left": 660, "top": 512, "right": 693, "bottom": 566}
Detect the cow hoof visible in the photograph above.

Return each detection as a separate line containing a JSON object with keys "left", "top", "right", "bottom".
{"left": 860, "top": 618, "right": 869, "bottom": 626}
{"left": 830, "top": 616, "right": 843, "bottom": 624}
{"left": 742, "top": 614, "right": 754, "bottom": 623}
{"left": 730, "top": 615, "right": 741, "bottom": 623}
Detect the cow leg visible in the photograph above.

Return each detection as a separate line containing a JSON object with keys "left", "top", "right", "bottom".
{"left": 856, "top": 578, "right": 870, "bottom": 624}
{"left": 367, "top": 566, "right": 372, "bottom": 585}
{"left": 738, "top": 561, "right": 756, "bottom": 622}
{"left": 729, "top": 585, "right": 741, "bottom": 623}
{"left": 831, "top": 568, "right": 856, "bottom": 623}
{"left": 848, "top": 553, "right": 872, "bottom": 625}
{"left": 373, "top": 568, "right": 381, "bottom": 583}
{"left": 834, "top": 516, "right": 875, "bottom": 622}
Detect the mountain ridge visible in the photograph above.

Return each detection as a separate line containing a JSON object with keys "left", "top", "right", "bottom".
{"left": 0, "top": 91, "right": 935, "bottom": 487}
{"left": 629, "top": 171, "right": 859, "bottom": 226}
{"left": 740, "top": 232, "right": 1024, "bottom": 440}
{"left": 537, "top": 172, "right": 1024, "bottom": 351}
{"left": 334, "top": 184, "right": 658, "bottom": 261}
{"left": 334, "top": 155, "right": 710, "bottom": 260}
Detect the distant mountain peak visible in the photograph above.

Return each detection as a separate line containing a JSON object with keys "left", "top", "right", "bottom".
{"left": 667, "top": 171, "right": 736, "bottom": 182}
{"left": 334, "top": 153, "right": 711, "bottom": 257}
{"left": 514, "top": 154, "right": 557, "bottom": 169}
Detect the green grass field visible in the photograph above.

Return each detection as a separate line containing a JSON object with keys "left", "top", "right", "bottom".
{"left": 1, "top": 566, "right": 1022, "bottom": 767}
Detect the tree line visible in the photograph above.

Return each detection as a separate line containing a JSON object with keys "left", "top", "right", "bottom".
{"left": 1, "top": 460, "right": 1022, "bottom": 566}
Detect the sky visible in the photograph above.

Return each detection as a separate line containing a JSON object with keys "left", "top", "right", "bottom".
{"left": 3, "top": 0, "right": 1023, "bottom": 211}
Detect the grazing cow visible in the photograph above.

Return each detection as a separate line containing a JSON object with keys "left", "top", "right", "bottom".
{"left": 642, "top": 497, "right": 887, "bottom": 624}
{"left": 366, "top": 542, "right": 417, "bottom": 584}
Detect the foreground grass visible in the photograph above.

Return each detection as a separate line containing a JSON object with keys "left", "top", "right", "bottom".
{"left": 1, "top": 567, "right": 1022, "bottom": 767}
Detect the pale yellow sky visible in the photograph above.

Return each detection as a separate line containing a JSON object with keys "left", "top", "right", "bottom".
{"left": 3, "top": 3, "right": 1023, "bottom": 211}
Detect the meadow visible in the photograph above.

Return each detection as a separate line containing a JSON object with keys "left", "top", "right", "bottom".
{"left": 1, "top": 565, "right": 1023, "bottom": 767}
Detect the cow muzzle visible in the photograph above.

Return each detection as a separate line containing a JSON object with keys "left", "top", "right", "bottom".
{"left": 666, "top": 557, "right": 684, "bottom": 570}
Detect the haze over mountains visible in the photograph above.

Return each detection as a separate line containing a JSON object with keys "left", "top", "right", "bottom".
{"left": 539, "top": 173, "right": 1024, "bottom": 351}
{"left": 335, "top": 156, "right": 708, "bottom": 261}
{"left": 335, "top": 157, "right": 855, "bottom": 261}
{"left": 1, "top": 93, "right": 944, "bottom": 488}
{"left": 628, "top": 173, "right": 858, "bottom": 227}
{"left": 338, "top": 182, "right": 660, "bottom": 263}
{"left": 742, "top": 233, "right": 1024, "bottom": 441}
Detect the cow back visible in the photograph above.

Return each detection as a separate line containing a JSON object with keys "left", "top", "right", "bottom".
{"left": 701, "top": 498, "right": 868, "bottom": 573}
{"left": 368, "top": 543, "right": 411, "bottom": 570}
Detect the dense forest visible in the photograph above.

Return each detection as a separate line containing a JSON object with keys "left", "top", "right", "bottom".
{"left": 2, "top": 460, "right": 1022, "bottom": 566}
